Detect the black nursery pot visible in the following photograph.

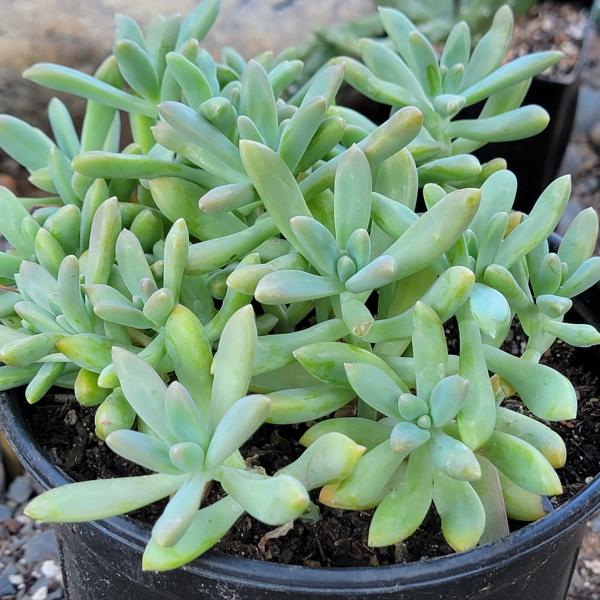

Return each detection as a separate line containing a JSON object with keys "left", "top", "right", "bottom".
{"left": 0, "top": 266, "right": 599, "bottom": 600}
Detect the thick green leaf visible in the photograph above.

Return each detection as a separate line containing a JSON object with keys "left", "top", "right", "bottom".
{"left": 333, "top": 145, "right": 372, "bottom": 248}
{"left": 24, "top": 63, "right": 156, "bottom": 117}
{"left": 56, "top": 334, "right": 112, "bottom": 372}
{"left": 114, "top": 40, "right": 159, "bottom": 102}
{"left": 279, "top": 97, "right": 327, "bottom": 172}
{"left": 165, "top": 381, "right": 210, "bottom": 448}
{"left": 558, "top": 207, "right": 599, "bottom": 276}
{"left": 430, "top": 375, "right": 469, "bottom": 428}
{"left": 432, "top": 470, "right": 485, "bottom": 552}
{"left": 483, "top": 345, "right": 577, "bottom": 420}
{"left": 152, "top": 472, "right": 209, "bottom": 547}
{"left": 85, "top": 198, "right": 121, "bottom": 286}
{"left": 186, "top": 218, "right": 278, "bottom": 274}
{"left": 73, "top": 151, "right": 220, "bottom": 189}
{"left": 289, "top": 216, "right": 340, "bottom": 277}
{"left": 498, "top": 471, "right": 548, "bottom": 522}
{"left": 149, "top": 178, "right": 244, "bottom": 241}
{"left": 0, "top": 187, "right": 39, "bottom": 257}
{"left": 0, "top": 115, "right": 53, "bottom": 171}
{"left": 348, "top": 189, "right": 479, "bottom": 291}
{"left": 239, "top": 140, "right": 312, "bottom": 251}
{"left": 375, "top": 149, "right": 418, "bottom": 210}
{"left": 241, "top": 60, "right": 278, "bottom": 148}
{"left": 460, "top": 5, "right": 513, "bottom": 91}
{"left": 412, "top": 302, "right": 448, "bottom": 400}
{"left": 447, "top": 106, "right": 549, "bottom": 143}
{"left": 165, "top": 304, "right": 213, "bottom": 417}
{"left": 209, "top": 305, "right": 257, "bottom": 427}
{"left": 266, "top": 386, "right": 354, "bottom": 425}
{"left": 112, "top": 347, "right": 174, "bottom": 442}
{"left": 496, "top": 176, "right": 571, "bottom": 270}
{"left": 345, "top": 362, "right": 401, "bottom": 418}
{"left": 471, "top": 456, "right": 510, "bottom": 545}
{"left": 470, "top": 283, "right": 512, "bottom": 345}
{"left": 460, "top": 51, "right": 563, "bottom": 107}
{"left": 106, "top": 430, "right": 180, "bottom": 474}
{"left": 430, "top": 429, "right": 480, "bottom": 481}
{"left": 142, "top": 497, "right": 244, "bottom": 571}
{"left": 206, "top": 394, "right": 270, "bottom": 468}
{"left": 220, "top": 469, "right": 310, "bottom": 525}
{"left": 0, "top": 333, "right": 61, "bottom": 367}
{"left": 25, "top": 362, "right": 65, "bottom": 404}
{"left": 166, "top": 52, "right": 212, "bottom": 108}
{"left": 543, "top": 320, "right": 600, "bottom": 347}
{"left": 480, "top": 431, "right": 562, "bottom": 496}
{"left": 279, "top": 432, "right": 365, "bottom": 490}
{"left": 255, "top": 270, "right": 344, "bottom": 305}
{"left": 198, "top": 183, "right": 257, "bottom": 214}
{"left": 369, "top": 446, "right": 432, "bottom": 546}
{"left": 300, "top": 417, "right": 393, "bottom": 450}
{"left": 253, "top": 319, "right": 348, "bottom": 375}
{"left": 294, "top": 341, "right": 406, "bottom": 390}
{"left": 25, "top": 474, "right": 184, "bottom": 522}
{"left": 159, "top": 101, "right": 244, "bottom": 175}
{"left": 319, "top": 440, "right": 406, "bottom": 510}
{"left": 495, "top": 406, "right": 566, "bottom": 468}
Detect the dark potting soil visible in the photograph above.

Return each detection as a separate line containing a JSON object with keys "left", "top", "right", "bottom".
{"left": 26, "top": 326, "right": 600, "bottom": 568}
{"left": 508, "top": 1, "right": 589, "bottom": 80}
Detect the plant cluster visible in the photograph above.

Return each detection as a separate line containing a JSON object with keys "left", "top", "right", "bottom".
{"left": 0, "top": 0, "right": 598, "bottom": 572}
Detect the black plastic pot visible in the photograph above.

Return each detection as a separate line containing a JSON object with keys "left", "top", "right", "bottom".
{"left": 475, "top": 0, "right": 596, "bottom": 212}
{"left": 0, "top": 287, "right": 599, "bottom": 599}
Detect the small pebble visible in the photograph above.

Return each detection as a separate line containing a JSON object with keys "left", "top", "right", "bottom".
{"left": 8, "top": 574, "right": 23, "bottom": 586}
{"left": 0, "top": 574, "right": 16, "bottom": 597}
{"left": 0, "top": 506, "right": 12, "bottom": 522}
{"left": 41, "top": 560, "right": 59, "bottom": 580}
{"left": 585, "top": 559, "right": 600, "bottom": 576}
{"left": 22, "top": 530, "right": 58, "bottom": 566}
{"left": 4, "top": 518, "right": 22, "bottom": 535}
{"left": 6, "top": 476, "right": 33, "bottom": 504}
{"left": 31, "top": 585, "right": 48, "bottom": 600}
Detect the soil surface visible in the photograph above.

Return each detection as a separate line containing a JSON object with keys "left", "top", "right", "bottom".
{"left": 25, "top": 323, "right": 600, "bottom": 568}
{"left": 508, "top": 1, "right": 590, "bottom": 80}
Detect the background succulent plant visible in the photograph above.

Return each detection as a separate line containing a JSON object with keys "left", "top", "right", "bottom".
{"left": 296, "top": 5, "right": 561, "bottom": 190}
{"left": 0, "top": 0, "right": 597, "bottom": 571}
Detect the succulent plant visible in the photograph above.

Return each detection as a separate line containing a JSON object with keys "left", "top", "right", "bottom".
{"left": 299, "top": 301, "right": 565, "bottom": 550}
{"left": 0, "top": 0, "right": 596, "bottom": 572}
{"left": 26, "top": 305, "right": 365, "bottom": 570}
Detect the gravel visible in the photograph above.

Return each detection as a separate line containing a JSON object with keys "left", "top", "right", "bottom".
{"left": 0, "top": 474, "right": 63, "bottom": 600}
